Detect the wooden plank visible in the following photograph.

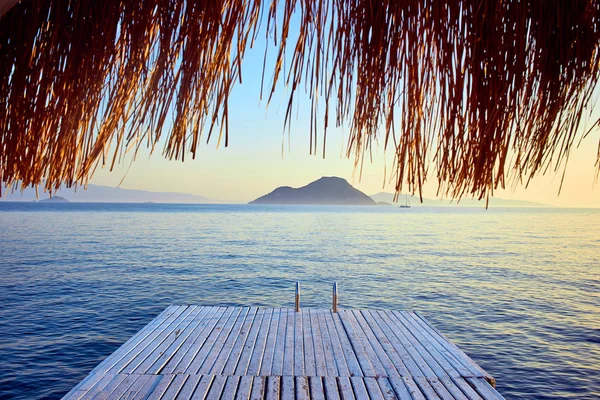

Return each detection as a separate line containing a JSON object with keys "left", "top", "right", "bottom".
{"left": 326, "top": 310, "right": 362, "bottom": 377}
{"left": 265, "top": 376, "right": 281, "bottom": 400}
{"left": 281, "top": 376, "right": 295, "bottom": 400}
{"left": 221, "top": 376, "right": 241, "bottom": 399}
{"left": 131, "top": 306, "right": 204, "bottom": 374}
{"left": 323, "top": 377, "right": 340, "bottom": 400}
{"left": 384, "top": 312, "right": 458, "bottom": 400}
{"left": 428, "top": 378, "right": 455, "bottom": 400}
{"left": 365, "top": 377, "right": 387, "bottom": 400}
{"left": 372, "top": 311, "right": 438, "bottom": 380}
{"left": 365, "top": 310, "right": 427, "bottom": 379}
{"left": 350, "top": 376, "right": 372, "bottom": 399}
{"left": 98, "top": 306, "right": 187, "bottom": 373}
{"left": 413, "top": 312, "right": 493, "bottom": 383}
{"left": 84, "top": 306, "right": 179, "bottom": 377}
{"left": 309, "top": 309, "right": 327, "bottom": 376}
{"left": 66, "top": 306, "right": 502, "bottom": 400}
{"left": 120, "top": 375, "right": 153, "bottom": 400}
{"left": 206, "top": 307, "right": 254, "bottom": 375}
{"left": 222, "top": 307, "right": 260, "bottom": 375}
{"left": 450, "top": 379, "right": 483, "bottom": 400}
{"left": 63, "top": 371, "right": 113, "bottom": 399}
{"left": 202, "top": 307, "right": 250, "bottom": 374}
{"left": 245, "top": 308, "right": 272, "bottom": 375}
{"left": 397, "top": 314, "right": 482, "bottom": 399}
{"left": 400, "top": 313, "right": 472, "bottom": 378}
{"left": 393, "top": 312, "right": 464, "bottom": 379}
{"left": 121, "top": 306, "right": 199, "bottom": 374}
{"left": 466, "top": 378, "right": 505, "bottom": 400}
{"left": 387, "top": 376, "right": 426, "bottom": 400}
{"left": 316, "top": 309, "right": 342, "bottom": 377}
{"left": 256, "top": 308, "right": 280, "bottom": 376}
{"left": 309, "top": 377, "right": 326, "bottom": 400}
{"left": 163, "top": 307, "right": 226, "bottom": 374}
{"left": 96, "top": 306, "right": 187, "bottom": 375}
{"left": 72, "top": 373, "right": 117, "bottom": 399}
{"left": 366, "top": 311, "right": 438, "bottom": 399}
{"left": 283, "top": 309, "right": 296, "bottom": 376}
{"left": 413, "top": 376, "right": 443, "bottom": 400}
{"left": 128, "top": 374, "right": 162, "bottom": 399}
{"left": 250, "top": 376, "right": 266, "bottom": 400}
{"left": 234, "top": 308, "right": 267, "bottom": 375}
{"left": 294, "top": 310, "right": 306, "bottom": 376}
{"left": 302, "top": 310, "right": 317, "bottom": 377}
{"left": 296, "top": 376, "right": 311, "bottom": 400}
{"left": 377, "top": 377, "right": 402, "bottom": 400}
{"left": 385, "top": 317, "right": 463, "bottom": 400}
{"left": 359, "top": 310, "right": 412, "bottom": 377}
{"left": 146, "top": 374, "right": 176, "bottom": 400}
{"left": 183, "top": 307, "right": 241, "bottom": 374}
{"left": 336, "top": 310, "right": 376, "bottom": 377}
{"left": 413, "top": 312, "right": 489, "bottom": 377}
{"left": 108, "top": 306, "right": 195, "bottom": 374}
{"left": 442, "top": 378, "right": 481, "bottom": 400}
{"left": 159, "top": 374, "right": 188, "bottom": 399}
{"left": 236, "top": 376, "right": 255, "bottom": 400}
{"left": 77, "top": 374, "right": 127, "bottom": 400}
{"left": 104, "top": 374, "right": 141, "bottom": 400}
{"left": 440, "top": 377, "right": 482, "bottom": 400}
{"left": 337, "top": 377, "right": 355, "bottom": 400}
{"left": 351, "top": 310, "right": 404, "bottom": 378}
{"left": 146, "top": 306, "right": 213, "bottom": 374}
{"left": 175, "top": 374, "right": 201, "bottom": 400}
{"left": 270, "top": 308, "right": 288, "bottom": 375}
{"left": 191, "top": 375, "right": 215, "bottom": 399}
{"left": 206, "top": 375, "right": 228, "bottom": 400}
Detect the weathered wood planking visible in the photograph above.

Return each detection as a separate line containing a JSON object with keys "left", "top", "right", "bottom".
{"left": 63, "top": 306, "right": 505, "bottom": 400}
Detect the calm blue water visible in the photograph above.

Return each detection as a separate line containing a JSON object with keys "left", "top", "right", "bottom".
{"left": 0, "top": 203, "right": 598, "bottom": 399}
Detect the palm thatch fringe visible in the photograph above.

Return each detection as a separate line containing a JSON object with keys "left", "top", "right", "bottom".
{"left": 1, "top": 0, "right": 599, "bottom": 200}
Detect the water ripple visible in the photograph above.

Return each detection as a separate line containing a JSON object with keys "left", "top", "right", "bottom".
{"left": 0, "top": 204, "right": 598, "bottom": 399}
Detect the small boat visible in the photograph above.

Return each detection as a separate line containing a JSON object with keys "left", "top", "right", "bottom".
{"left": 400, "top": 193, "right": 411, "bottom": 208}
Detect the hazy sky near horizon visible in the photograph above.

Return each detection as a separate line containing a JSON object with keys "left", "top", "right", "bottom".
{"left": 89, "top": 21, "right": 600, "bottom": 208}
{"left": 89, "top": 121, "right": 600, "bottom": 207}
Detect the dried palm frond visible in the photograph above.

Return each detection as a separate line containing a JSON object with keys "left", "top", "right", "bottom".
{"left": 1, "top": 0, "right": 599, "bottom": 200}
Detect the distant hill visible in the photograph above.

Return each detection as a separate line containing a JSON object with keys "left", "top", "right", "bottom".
{"left": 370, "top": 192, "right": 550, "bottom": 207}
{"left": 250, "top": 177, "right": 376, "bottom": 205}
{"left": 1, "top": 184, "right": 212, "bottom": 203}
{"left": 39, "top": 196, "right": 68, "bottom": 203}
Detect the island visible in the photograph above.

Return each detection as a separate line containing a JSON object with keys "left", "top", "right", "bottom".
{"left": 249, "top": 176, "right": 376, "bottom": 205}
{"left": 39, "top": 196, "right": 69, "bottom": 203}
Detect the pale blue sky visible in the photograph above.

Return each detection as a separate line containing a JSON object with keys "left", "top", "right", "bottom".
{"left": 90, "top": 17, "right": 600, "bottom": 207}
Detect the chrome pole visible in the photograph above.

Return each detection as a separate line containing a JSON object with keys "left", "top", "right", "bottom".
{"left": 295, "top": 281, "right": 300, "bottom": 312}
{"left": 332, "top": 282, "right": 338, "bottom": 313}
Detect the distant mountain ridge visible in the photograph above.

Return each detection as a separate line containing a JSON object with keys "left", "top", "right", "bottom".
{"left": 1, "top": 184, "right": 212, "bottom": 203}
{"left": 370, "top": 192, "right": 550, "bottom": 207}
{"left": 250, "top": 177, "right": 375, "bottom": 205}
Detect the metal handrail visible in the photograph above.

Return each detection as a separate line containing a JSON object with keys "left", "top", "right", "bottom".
{"left": 295, "top": 281, "right": 300, "bottom": 312}
{"left": 332, "top": 282, "right": 338, "bottom": 313}
{"left": 293, "top": 281, "right": 338, "bottom": 312}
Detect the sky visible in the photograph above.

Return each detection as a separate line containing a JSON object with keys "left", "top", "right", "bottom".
{"left": 89, "top": 82, "right": 600, "bottom": 207}
{"left": 89, "top": 18, "right": 600, "bottom": 208}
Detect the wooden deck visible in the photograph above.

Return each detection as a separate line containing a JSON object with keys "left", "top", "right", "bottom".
{"left": 63, "top": 306, "right": 504, "bottom": 399}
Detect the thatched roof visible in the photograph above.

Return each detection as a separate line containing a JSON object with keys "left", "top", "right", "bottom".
{"left": 1, "top": 0, "right": 599, "bottom": 200}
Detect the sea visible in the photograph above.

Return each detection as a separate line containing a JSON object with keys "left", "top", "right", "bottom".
{"left": 0, "top": 203, "right": 598, "bottom": 399}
